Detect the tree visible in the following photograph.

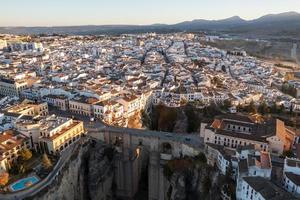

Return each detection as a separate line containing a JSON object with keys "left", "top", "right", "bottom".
{"left": 221, "top": 100, "right": 232, "bottom": 111}
{"left": 20, "top": 148, "right": 32, "bottom": 161}
{"left": 270, "top": 102, "right": 278, "bottom": 114}
{"left": 156, "top": 105, "right": 178, "bottom": 132}
{"left": 246, "top": 101, "right": 256, "bottom": 114}
{"left": 0, "top": 172, "right": 9, "bottom": 187}
{"left": 282, "top": 84, "right": 297, "bottom": 97}
{"left": 42, "top": 154, "right": 52, "bottom": 170}
{"left": 141, "top": 109, "right": 151, "bottom": 129}
{"left": 278, "top": 104, "right": 284, "bottom": 114}
{"left": 258, "top": 101, "right": 268, "bottom": 115}
{"left": 281, "top": 150, "right": 293, "bottom": 158}
{"left": 180, "top": 98, "right": 188, "bottom": 105}
{"left": 185, "top": 105, "right": 201, "bottom": 133}
{"left": 237, "top": 103, "right": 244, "bottom": 112}
{"left": 195, "top": 152, "right": 207, "bottom": 164}
{"left": 18, "top": 164, "right": 25, "bottom": 174}
{"left": 203, "top": 104, "right": 221, "bottom": 118}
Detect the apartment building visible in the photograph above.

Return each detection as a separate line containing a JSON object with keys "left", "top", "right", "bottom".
{"left": 43, "top": 94, "right": 69, "bottom": 111}
{"left": 0, "top": 77, "right": 28, "bottom": 97}
{"left": 14, "top": 119, "right": 41, "bottom": 150}
{"left": 0, "top": 130, "right": 30, "bottom": 172}
{"left": 6, "top": 100, "right": 48, "bottom": 117}
{"left": 202, "top": 114, "right": 295, "bottom": 155}
{"left": 7, "top": 42, "right": 44, "bottom": 52}
{"left": 206, "top": 143, "right": 235, "bottom": 176}
{"left": 69, "top": 96, "right": 98, "bottom": 116}
{"left": 38, "top": 116, "right": 85, "bottom": 154}
{"left": 283, "top": 157, "right": 300, "bottom": 197}
{"left": 116, "top": 94, "right": 141, "bottom": 117}
{"left": 0, "top": 39, "right": 7, "bottom": 50}
{"left": 237, "top": 177, "right": 295, "bottom": 200}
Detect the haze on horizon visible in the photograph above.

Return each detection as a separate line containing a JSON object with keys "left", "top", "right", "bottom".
{"left": 1, "top": 0, "right": 300, "bottom": 27}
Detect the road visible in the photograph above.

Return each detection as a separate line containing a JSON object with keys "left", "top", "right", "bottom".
{"left": 98, "top": 125, "right": 204, "bottom": 150}
{"left": 49, "top": 108, "right": 204, "bottom": 149}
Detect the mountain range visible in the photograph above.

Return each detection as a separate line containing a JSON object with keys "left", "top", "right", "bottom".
{"left": 1, "top": 12, "right": 300, "bottom": 40}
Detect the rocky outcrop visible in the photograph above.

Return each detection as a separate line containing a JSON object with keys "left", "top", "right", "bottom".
{"left": 163, "top": 158, "right": 222, "bottom": 200}
{"left": 29, "top": 140, "right": 115, "bottom": 200}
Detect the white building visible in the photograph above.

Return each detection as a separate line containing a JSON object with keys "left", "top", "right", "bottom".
{"left": 0, "top": 130, "right": 30, "bottom": 172}
{"left": 206, "top": 143, "right": 236, "bottom": 176}
{"left": 7, "top": 42, "right": 44, "bottom": 52}
{"left": 0, "top": 77, "right": 28, "bottom": 97}
{"left": 202, "top": 114, "right": 295, "bottom": 155}
{"left": 238, "top": 176, "right": 295, "bottom": 200}
{"left": 38, "top": 116, "right": 85, "bottom": 154}
{"left": 43, "top": 94, "right": 69, "bottom": 111}
{"left": 235, "top": 148, "right": 272, "bottom": 198}
{"left": 283, "top": 158, "right": 300, "bottom": 197}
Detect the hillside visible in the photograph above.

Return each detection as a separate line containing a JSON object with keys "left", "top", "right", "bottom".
{"left": 1, "top": 12, "right": 300, "bottom": 40}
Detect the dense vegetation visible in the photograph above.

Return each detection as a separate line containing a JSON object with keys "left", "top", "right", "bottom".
{"left": 143, "top": 103, "right": 221, "bottom": 133}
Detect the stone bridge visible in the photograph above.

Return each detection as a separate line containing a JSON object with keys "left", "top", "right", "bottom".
{"left": 89, "top": 125, "right": 205, "bottom": 200}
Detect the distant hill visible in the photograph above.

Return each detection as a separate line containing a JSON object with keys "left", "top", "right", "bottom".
{"left": 170, "top": 12, "right": 300, "bottom": 40}
{"left": 1, "top": 12, "right": 300, "bottom": 40}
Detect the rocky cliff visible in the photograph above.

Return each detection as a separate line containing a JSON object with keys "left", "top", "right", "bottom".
{"left": 163, "top": 157, "right": 223, "bottom": 200}
{"left": 28, "top": 139, "right": 115, "bottom": 200}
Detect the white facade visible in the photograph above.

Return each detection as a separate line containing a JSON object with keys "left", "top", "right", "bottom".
{"left": 238, "top": 178, "right": 266, "bottom": 200}
{"left": 0, "top": 78, "right": 28, "bottom": 97}
{"left": 283, "top": 158, "right": 300, "bottom": 197}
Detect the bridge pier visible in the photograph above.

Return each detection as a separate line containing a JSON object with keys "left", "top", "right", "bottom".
{"left": 100, "top": 127, "right": 204, "bottom": 199}
{"left": 148, "top": 151, "right": 170, "bottom": 200}
{"left": 114, "top": 147, "right": 142, "bottom": 199}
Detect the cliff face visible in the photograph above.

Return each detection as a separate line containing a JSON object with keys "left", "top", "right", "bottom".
{"left": 30, "top": 140, "right": 115, "bottom": 200}
{"left": 163, "top": 159, "right": 222, "bottom": 200}
{"left": 29, "top": 140, "right": 219, "bottom": 200}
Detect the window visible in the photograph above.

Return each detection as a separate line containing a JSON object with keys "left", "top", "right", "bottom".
{"left": 139, "top": 140, "right": 143, "bottom": 145}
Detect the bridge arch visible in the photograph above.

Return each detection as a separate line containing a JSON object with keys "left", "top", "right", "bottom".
{"left": 161, "top": 142, "right": 172, "bottom": 154}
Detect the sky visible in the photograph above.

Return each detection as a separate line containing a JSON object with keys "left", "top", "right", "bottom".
{"left": 1, "top": 0, "right": 300, "bottom": 26}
